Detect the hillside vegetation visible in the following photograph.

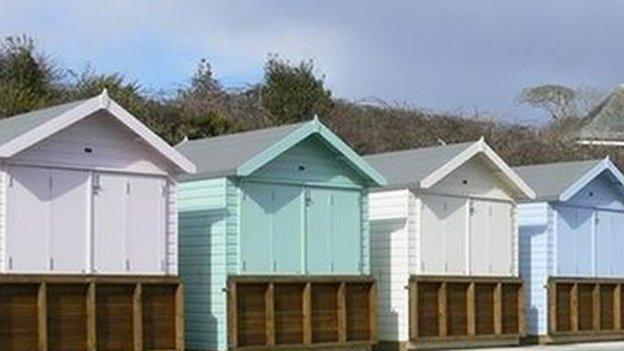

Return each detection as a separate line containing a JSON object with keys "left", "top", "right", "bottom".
{"left": 0, "top": 35, "right": 621, "bottom": 167}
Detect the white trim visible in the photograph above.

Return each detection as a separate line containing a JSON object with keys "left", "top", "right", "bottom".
{"left": 559, "top": 157, "right": 624, "bottom": 202}
{"left": 419, "top": 139, "right": 536, "bottom": 199}
{"left": 0, "top": 91, "right": 196, "bottom": 174}
{"left": 577, "top": 139, "right": 624, "bottom": 146}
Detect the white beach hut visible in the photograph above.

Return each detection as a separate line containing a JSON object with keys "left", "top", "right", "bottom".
{"left": 365, "top": 139, "right": 535, "bottom": 349}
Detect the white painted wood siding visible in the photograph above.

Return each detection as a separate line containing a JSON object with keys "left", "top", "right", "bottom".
{"left": 518, "top": 202, "right": 552, "bottom": 336}
{"left": 11, "top": 111, "right": 171, "bottom": 175}
{"left": 370, "top": 190, "right": 410, "bottom": 342}
{"left": 0, "top": 163, "right": 6, "bottom": 270}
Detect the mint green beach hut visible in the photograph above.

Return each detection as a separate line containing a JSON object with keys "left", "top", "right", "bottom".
{"left": 176, "top": 118, "right": 385, "bottom": 351}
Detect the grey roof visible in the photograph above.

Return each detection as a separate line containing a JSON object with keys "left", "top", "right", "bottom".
{"left": 176, "top": 121, "right": 306, "bottom": 179}
{"left": 576, "top": 86, "right": 624, "bottom": 141}
{"left": 0, "top": 98, "right": 89, "bottom": 147}
{"left": 364, "top": 141, "right": 476, "bottom": 188}
{"left": 513, "top": 159, "right": 602, "bottom": 201}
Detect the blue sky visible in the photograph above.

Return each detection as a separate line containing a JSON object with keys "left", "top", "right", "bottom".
{"left": 1, "top": 0, "right": 624, "bottom": 123}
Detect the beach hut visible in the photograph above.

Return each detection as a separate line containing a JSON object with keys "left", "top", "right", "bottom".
{"left": 176, "top": 118, "right": 386, "bottom": 351}
{"left": 365, "top": 139, "right": 535, "bottom": 350}
{"left": 0, "top": 91, "right": 195, "bottom": 351}
{"left": 516, "top": 158, "right": 624, "bottom": 343}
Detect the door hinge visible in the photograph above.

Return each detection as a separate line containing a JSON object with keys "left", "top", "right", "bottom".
{"left": 8, "top": 175, "right": 13, "bottom": 188}
{"left": 125, "top": 259, "right": 130, "bottom": 271}
{"left": 8, "top": 257, "right": 13, "bottom": 270}
{"left": 49, "top": 258, "right": 54, "bottom": 271}
{"left": 49, "top": 176, "right": 53, "bottom": 190}
{"left": 126, "top": 182, "right": 131, "bottom": 195}
{"left": 92, "top": 174, "right": 101, "bottom": 195}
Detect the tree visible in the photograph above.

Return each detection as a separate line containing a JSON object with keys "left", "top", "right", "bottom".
{"left": 261, "top": 56, "right": 333, "bottom": 124}
{"left": 517, "top": 84, "right": 577, "bottom": 120}
{"left": 0, "top": 35, "right": 62, "bottom": 117}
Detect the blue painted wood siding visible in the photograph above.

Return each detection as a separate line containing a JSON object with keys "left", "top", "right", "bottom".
{"left": 179, "top": 178, "right": 229, "bottom": 351}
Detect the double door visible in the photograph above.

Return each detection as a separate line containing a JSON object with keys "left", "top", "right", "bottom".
{"left": 6, "top": 165, "right": 166, "bottom": 274}
{"left": 239, "top": 182, "right": 362, "bottom": 274}
{"left": 419, "top": 194, "right": 513, "bottom": 275}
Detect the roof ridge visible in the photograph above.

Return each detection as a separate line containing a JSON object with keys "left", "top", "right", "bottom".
{"left": 364, "top": 140, "right": 477, "bottom": 158}
{"left": 184, "top": 120, "right": 309, "bottom": 145}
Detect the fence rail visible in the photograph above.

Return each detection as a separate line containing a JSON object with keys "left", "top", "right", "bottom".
{"left": 227, "top": 275, "right": 377, "bottom": 349}
{"left": 0, "top": 274, "right": 183, "bottom": 351}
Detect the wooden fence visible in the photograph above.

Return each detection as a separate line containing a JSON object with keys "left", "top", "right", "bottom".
{"left": 408, "top": 276, "right": 524, "bottom": 348}
{"left": 0, "top": 275, "right": 183, "bottom": 351}
{"left": 227, "top": 276, "right": 377, "bottom": 349}
{"left": 548, "top": 277, "right": 624, "bottom": 342}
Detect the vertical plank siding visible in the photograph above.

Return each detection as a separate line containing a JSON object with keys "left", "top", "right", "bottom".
{"left": 409, "top": 276, "right": 524, "bottom": 347}
{"left": 0, "top": 276, "right": 182, "bottom": 351}
{"left": 548, "top": 278, "right": 624, "bottom": 342}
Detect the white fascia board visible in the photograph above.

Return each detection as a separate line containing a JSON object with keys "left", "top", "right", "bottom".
{"left": 480, "top": 141, "right": 536, "bottom": 200}
{"left": 106, "top": 98, "right": 196, "bottom": 174}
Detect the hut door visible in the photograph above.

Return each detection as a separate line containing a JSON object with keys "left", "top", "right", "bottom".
{"left": 595, "top": 210, "right": 624, "bottom": 276}
{"left": 305, "top": 187, "right": 333, "bottom": 273}
{"left": 469, "top": 200, "right": 491, "bottom": 274}
{"left": 124, "top": 176, "right": 167, "bottom": 273}
{"left": 6, "top": 166, "right": 50, "bottom": 271}
{"left": 305, "top": 187, "right": 362, "bottom": 273}
{"left": 6, "top": 166, "right": 90, "bottom": 273}
{"left": 240, "top": 182, "right": 303, "bottom": 273}
{"left": 420, "top": 195, "right": 467, "bottom": 274}
{"left": 48, "top": 169, "right": 90, "bottom": 273}
{"left": 93, "top": 173, "right": 127, "bottom": 273}
{"left": 329, "top": 189, "right": 361, "bottom": 273}
{"left": 556, "top": 206, "right": 593, "bottom": 276}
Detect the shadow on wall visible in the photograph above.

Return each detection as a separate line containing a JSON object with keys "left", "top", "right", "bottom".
{"left": 371, "top": 218, "right": 406, "bottom": 343}
{"left": 179, "top": 208, "right": 228, "bottom": 351}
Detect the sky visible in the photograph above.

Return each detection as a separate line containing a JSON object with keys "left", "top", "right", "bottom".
{"left": 1, "top": 0, "right": 624, "bottom": 123}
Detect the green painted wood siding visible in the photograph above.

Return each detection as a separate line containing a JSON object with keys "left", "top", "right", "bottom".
{"left": 179, "top": 178, "right": 228, "bottom": 351}
{"left": 179, "top": 135, "right": 373, "bottom": 350}
{"left": 249, "top": 135, "right": 363, "bottom": 187}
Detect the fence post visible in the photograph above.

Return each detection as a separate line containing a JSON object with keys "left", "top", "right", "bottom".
{"left": 87, "top": 282, "right": 97, "bottom": 351}
{"left": 228, "top": 281, "right": 238, "bottom": 348}
{"left": 615, "top": 284, "right": 622, "bottom": 331}
{"left": 133, "top": 283, "right": 143, "bottom": 351}
{"left": 175, "top": 284, "right": 185, "bottom": 351}
{"left": 571, "top": 283, "right": 579, "bottom": 332}
{"left": 467, "top": 282, "right": 476, "bottom": 336}
{"left": 548, "top": 281, "right": 557, "bottom": 334}
{"left": 494, "top": 283, "right": 502, "bottom": 335}
{"left": 302, "top": 283, "right": 312, "bottom": 345}
{"left": 438, "top": 282, "right": 448, "bottom": 337}
{"left": 337, "top": 282, "right": 347, "bottom": 342}
{"left": 409, "top": 280, "right": 418, "bottom": 340}
{"left": 37, "top": 282, "right": 48, "bottom": 351}
{"left": 265, "top": 283, "right": 275, "bottom": 346}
